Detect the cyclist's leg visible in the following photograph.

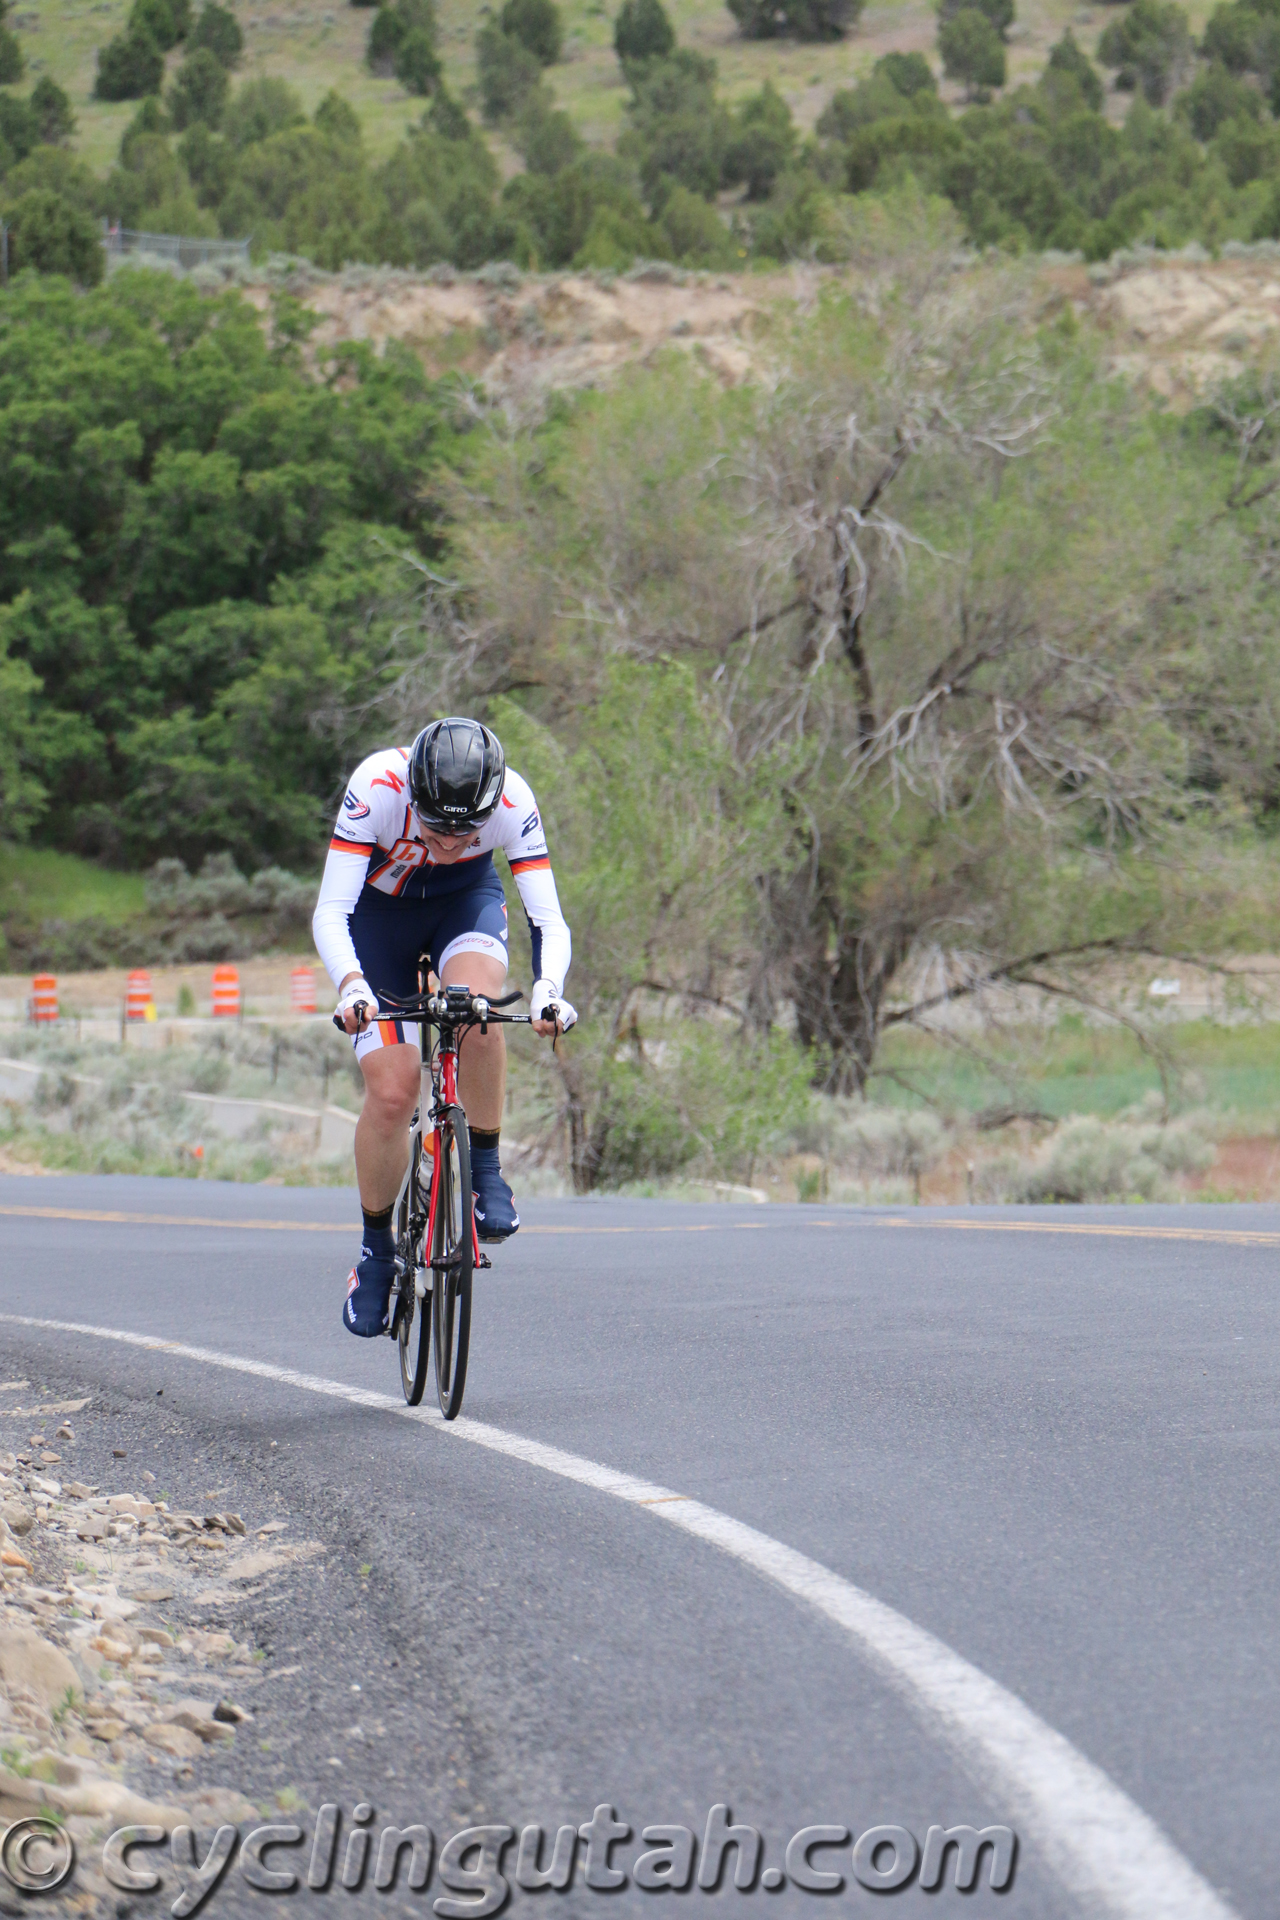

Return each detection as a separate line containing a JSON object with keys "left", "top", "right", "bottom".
{"left": 354, "top": 1036, "right": 420, "bottom": 1211}
{"left": 342, "top": 903, "right": 427, "bottom": 1336}
{"left": 432, "top": 881, "right": 519, "bottom": 1241}
{"left": 439, "top": 950, "right": 508, "bottom": 1125}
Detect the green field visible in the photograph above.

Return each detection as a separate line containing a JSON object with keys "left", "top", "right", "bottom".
{"left": 0, "top": 845, "right": 146, "bottom": 931}
{"left": 874, "top": 1019, "right": 1280, "bottom": 1129}
{"left": 10, "top": 0, "right": 1226, "bottom": 180}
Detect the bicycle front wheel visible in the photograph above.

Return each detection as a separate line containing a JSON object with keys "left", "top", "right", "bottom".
{"left": 431, "top": 1105, "right": 473, "bottom": 1420}
{"left": 395, "top": 1133, "right": 431, "bottom": 1406}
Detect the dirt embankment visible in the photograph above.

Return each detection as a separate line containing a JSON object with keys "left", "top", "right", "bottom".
{"left": 241, "top": 265, "right": 776, "bottom": 395}
{"left": 237, "top": 250, "right": 1280, "bottom": 401}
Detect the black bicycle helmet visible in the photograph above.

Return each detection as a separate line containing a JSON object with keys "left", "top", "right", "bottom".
{"left": 408, "top": 717, "right": 506, "bottom": 832}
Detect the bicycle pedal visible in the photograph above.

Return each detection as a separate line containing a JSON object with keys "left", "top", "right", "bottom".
{"left": 477, "top": 1252, "right": 492, "bottom": 1270}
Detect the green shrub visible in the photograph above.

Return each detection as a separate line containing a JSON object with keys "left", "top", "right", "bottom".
{"left": 938, "top": 9, "right": 1007, "bottom": 90}
{"left": 0, "top": 274, "right": 448, "bottom": 865}
{"left": 721, "top": 79, "right": 795, "bottom": 197}
{"left": 500, "top": 0, "right": 562, "bottom": 63}
{"left": 656, "top": 180, "right": 735, "bottom": 261}
{"left": 4, "top": 188, "right": 104, "bottom": 283}
{"left": 843, "top": 110, "right": 960, "bottom": 191}
{"left": 571, "top": 200, "right": 662, "bottom": 266}
{"left": 727, "top": 0, "right": 860, "bottom": 37}
{"left": 1, "top": 143, "right": 99, "bottom": 215}
{"left": 620, "top": 49, "right": 730, "bottom": 205}
{"left": 188, "top": 1, "right": 243, "bottom": 66}
{"left": 119, "top": 92, "right": 170, "bottom": 161}
{"left": 0, "top": 88, "right": 38, "bottom": 162}
{"left": 167, "top": 47, "right": 230, "bottom": 129}
{"left": 395, "top": 27, "right": 441, "bottom": 94}
{"left": 614, "top": 0, "right": 675, "bottom": 63}
{"left": 1177, "top": 59, "right": 1262, "bottom": 137}
{"left": 817, "top": 66, "right": 944, "bottom": 137}
{"left": 1044, "top": 28, "right": 1103, "bottom": 110}
{"left": 517, "top": 94, "right": 584, "bottom": 173}
{"left": 476, "top": 20, "right": 542, "bottom": 119}
{"left": 223, "top": 76, "right": 306, "bottom": 148}
{"left": 1019, "top": 1113, "right": 1214, "bottom": 1202}
{"left": 837, "top": 1106, "right": 947, "bottom": 1196}
{"left": 130, "top": 0, "right": 189, "bottom": 51}
{"left": 313, "top": 89, "right": 363, "bottom": 144}
{"left": 1097, "top": 0, "right": 1192, "bottom": 104}
{"left": 1216, "top": 110, "right": 1280, "bottom": 182}
{"left": 94, "top": 28, "right": 165, "bottom": 101}
{"left": 0, "top": 20, "right": 23, "bottom": 84}
{"left": 366, "top": 0, "right": 437, "bottom": 77}
{"left": 939, "top": 0, "right": 1013, "bottom": 36}
{"left": 28, "top": 77, "right": 76, "bottom": 144}
{"left": 178, "top": 119, "right": 235, "bottom": 204}
{"left": 876, "top": 50, "right": 937, "bottom": 94}
{"left": 1200, "top": 0, "right": 1280, "bottom": 79}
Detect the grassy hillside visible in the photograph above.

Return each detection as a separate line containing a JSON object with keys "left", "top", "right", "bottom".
{"left": 12, "top": 0, "right": 1224, "bottom": 177}
{"left": 0, "top": 846, "right": 146, "bottom": 929}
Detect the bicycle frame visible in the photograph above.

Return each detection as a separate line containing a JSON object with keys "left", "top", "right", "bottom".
{"left": 419, "top": 1016, "right": 482, "bottom": 1275}
{"left": 380, "top": 982, "right": 531, "bottom": 1293}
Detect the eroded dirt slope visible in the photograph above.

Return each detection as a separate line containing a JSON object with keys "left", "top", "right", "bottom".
{"left": 235, "top": 251, "right": 1280, "bottom": 401}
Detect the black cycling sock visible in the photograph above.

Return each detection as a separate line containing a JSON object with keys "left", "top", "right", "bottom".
{"left": 361, "top": 1204, "right": 394, "bottom": 1258}
{"left": 470, "top": 1127, "right": 500, "bottom": 1155}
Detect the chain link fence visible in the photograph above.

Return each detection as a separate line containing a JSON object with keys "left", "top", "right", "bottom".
{"left": 103, "top": 225, "right": 251, "bottom": 274}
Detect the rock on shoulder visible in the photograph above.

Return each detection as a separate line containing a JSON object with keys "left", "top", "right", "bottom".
{"left": 0, "top": 1628, "right": 79, "bottom": 1711}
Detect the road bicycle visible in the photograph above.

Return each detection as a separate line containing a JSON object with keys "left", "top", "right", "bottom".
{"left": 369, "top": 978, "right": 534, "bottom": 1419}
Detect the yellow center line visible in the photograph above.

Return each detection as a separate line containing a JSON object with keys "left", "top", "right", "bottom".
{"left": 0, "top": 1203, "right": 1275, "bottom": 1248}
{"left": 0, "top": 1204, "right": 355, "bottom": 1233}
{"left": 0, "top": 1205, "right": 774, "bottom": 1235}
{"left": 890, "top": 1217, "right": 1280, "bottom": 1248}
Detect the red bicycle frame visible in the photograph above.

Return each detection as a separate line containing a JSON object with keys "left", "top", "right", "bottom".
{"left": 421, "top": 1032, "right": 482, "bottom": 1269}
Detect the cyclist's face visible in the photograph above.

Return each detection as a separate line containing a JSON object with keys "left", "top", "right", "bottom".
{"left": 419, "top": 820, "right": 480, "bottom": 863}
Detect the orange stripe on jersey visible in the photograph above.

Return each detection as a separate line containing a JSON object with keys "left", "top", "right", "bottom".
{"left": 329, "top": 838, "right": 374, "bottom": 856}
{"left": 510, "top": 855, "right": 551, "bottom": 874}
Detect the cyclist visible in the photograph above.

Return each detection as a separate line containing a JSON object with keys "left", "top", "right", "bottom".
{"left": 312, "top": 717, "right": 576, "bottom": 1338}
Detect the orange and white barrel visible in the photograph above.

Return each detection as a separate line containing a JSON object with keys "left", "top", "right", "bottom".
{"left": 30, "top": 974, "right": 58, "bottom": 1023}
{"left": 290, "top": 966, "right": 317, "bottom": 1014}
{"left": 211, "top": 965, "right": 240, "bottom": 1018}
{"left": 126, "top": 969, "right": 153, "bottom": 1022}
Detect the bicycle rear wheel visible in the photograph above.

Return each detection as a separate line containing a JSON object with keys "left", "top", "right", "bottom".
{"left": 431, "top": 1106, "right": 473, "bottom": 1420}
{"left": 394, "top": 1132, "right": 431, "bottom": 1406}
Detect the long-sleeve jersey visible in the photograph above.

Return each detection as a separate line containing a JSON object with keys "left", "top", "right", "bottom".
{"left": 311, "top": 746, "right": 572, "bottom": 995}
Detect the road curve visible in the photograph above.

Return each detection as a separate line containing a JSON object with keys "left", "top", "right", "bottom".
{"left": 1, "top": 1173, "right": 1277, "bottom": 1917}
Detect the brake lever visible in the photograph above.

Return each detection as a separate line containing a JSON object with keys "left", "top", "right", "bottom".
{"left": 332, "top": 998, "right": 368, "bottom": 1034}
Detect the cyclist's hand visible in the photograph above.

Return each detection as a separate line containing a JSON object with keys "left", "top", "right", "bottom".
{"left": 334, "top": 977, "right": 378, "bottom": 1035}
{"left": 531, "top": 980, "right": 576, "bottom": 1036}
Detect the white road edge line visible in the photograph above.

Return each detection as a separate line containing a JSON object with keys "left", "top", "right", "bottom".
{"left": 0, "top": 1312, "right": 1234, "bottom": 1920}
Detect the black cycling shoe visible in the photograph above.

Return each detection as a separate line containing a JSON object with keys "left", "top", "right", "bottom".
{"left": 472, "top": 1146, "right": 519, "bottom": 1242}
{"left": 343, "top": 1248, "right": 395, "bottom": 1336}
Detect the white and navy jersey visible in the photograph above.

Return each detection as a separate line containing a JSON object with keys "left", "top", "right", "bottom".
{"left": 311, "top": 745, "right": 572, "bottom": 995}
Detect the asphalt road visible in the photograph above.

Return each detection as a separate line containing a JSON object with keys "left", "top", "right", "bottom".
{"left": 2, "top": 1175, "right": 1279, "bottom": 1919}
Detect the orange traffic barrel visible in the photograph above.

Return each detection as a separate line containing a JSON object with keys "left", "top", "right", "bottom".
{"left": 211, "top": 965, "right": 240, "bottom": 1018}
{"left": 290, "top": 966, "right": 317, "bottom": 1014}
{"left": 30, "top": 974, "right": 57, "bottom": 1023}
{"left": 126, "top": 969, "right": 153, "bottom": 1021}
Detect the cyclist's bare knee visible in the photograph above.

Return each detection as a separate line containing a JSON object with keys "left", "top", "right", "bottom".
{"left": 440, "top": 948, "right": 507, "bottom": 998}
{"left": 360, "top": 1046, "right": 420, "bottom": 1130}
